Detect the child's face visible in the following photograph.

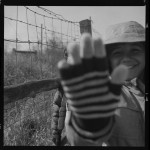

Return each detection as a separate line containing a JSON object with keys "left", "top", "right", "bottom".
{"left": 109, "top": 43, "right": 145, "bottom": 81}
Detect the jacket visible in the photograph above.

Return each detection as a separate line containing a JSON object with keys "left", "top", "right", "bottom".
{"left": 52, "top": 79, "right": 145, "bottom": 146}
{"left": 51, "top": 86, "right": 66, "bottom": 146}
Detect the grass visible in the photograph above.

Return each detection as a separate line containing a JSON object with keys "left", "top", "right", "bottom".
{"left": 4, "top": 41, "right": 65, "bottom": 146}
{"left": 4, "top": 91, "right": 55, "bottom": 146}
{"left": 4, "top": 43, "right": 64, "bottom": 86}
{"left": 4, "top": 87, "right": 57, "bottom": 146}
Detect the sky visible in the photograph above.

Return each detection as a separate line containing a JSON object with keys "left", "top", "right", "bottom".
{"left": 4, "top": 6, "right": 146, "bottom": 52}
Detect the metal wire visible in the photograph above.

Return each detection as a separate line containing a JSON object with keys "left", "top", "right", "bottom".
{"left": 26, "top": 7, "right": 32, "bottom": 76}
{"left": 40, "top": 24, "right": 43, "bottom": 79}
{"left": 61, "top": 20, "right": 63, "bottom": 48}
{"left": 66, "top": 22, "right": 69, "bottom": 44}
{"left": 37, "top": 6, "right": 79, "bottom": 24}
{"left": 15, "top": 6, "right": 18, "bottom": 77}
{"left": 4, "top": 39, "right": 63, "bottom": 50}
{"left": 4, "top": 6, "right": 83, "bottom": 146}
{"left": 5, "top": 16, "right": 79, "bottom": 40}
{"left": 34, "top": 12, "right": 40, "bottom": 43}
{"left": 43, "top": 16, "right": 48, "bottom": 51}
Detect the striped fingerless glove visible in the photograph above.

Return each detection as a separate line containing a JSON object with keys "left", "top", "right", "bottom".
{"left": 58, "top": 57, "right": 124, "bottom": 140}
{"left": 58, "top": 34, "right": 128, "bottom": 141}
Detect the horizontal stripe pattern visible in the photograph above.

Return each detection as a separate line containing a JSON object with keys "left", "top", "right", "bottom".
{"left": 73, "top": 109, "right": 116, "bottom": 119}
{"left": 69, "top": 98, "right": 119, "bottom": 108}
{"left": 61, "top": 70, "right": 121, "bottom": 121}
{"left": 70, "top": 103, "right": 118, "bottom": 113}
{"left": 65, "top": 86, "right": 109, "bottom": 99}
{"left": 67, "top": 92, "right": 120, "bottom": 106}
{"left": 59, "top": 56, "right": 122, "bottom": 136}
{"left": 61, "top": 71, "right": 109, "bottom": 86}
{"left": 70, "top": 115, "right": 114, "bottom": 141}
{"left": 64, "top": 83, "right": 109, "bottom": 94}
{"left": 63, "top": 78, "right": 109, "bottom": 93}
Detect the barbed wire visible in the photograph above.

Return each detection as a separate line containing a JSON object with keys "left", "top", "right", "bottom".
{"left": 4, "top": 39, "right": 63, "bottom": 50}
{"left": 37, "top": 6, "right": 79, "bottom": 24}
{"left": 38, "top": 6, "right": 66, "bottom": 21}
{"left": 4, "top": 16, "right": 80, "bottom": 40}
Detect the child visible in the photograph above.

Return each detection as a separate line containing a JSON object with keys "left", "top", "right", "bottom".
{"left": 54, "top": 21, "right": 145, "bottom": 146}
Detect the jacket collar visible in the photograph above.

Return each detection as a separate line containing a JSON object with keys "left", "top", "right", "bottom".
{"left": 120, "top": 86, "right": 141, "bottom": 112}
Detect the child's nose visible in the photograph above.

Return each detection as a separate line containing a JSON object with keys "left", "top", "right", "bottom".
{"left": 120, "top": 55, "right": 133, "bottom": 65}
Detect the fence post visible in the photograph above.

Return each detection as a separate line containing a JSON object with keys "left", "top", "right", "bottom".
{"left": 79, "top": 19, "right": 92, "bottom": 36}
{"left": 41, "top": 24, "right": 43, "bottom": 79}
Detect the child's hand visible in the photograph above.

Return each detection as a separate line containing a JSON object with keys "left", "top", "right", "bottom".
{"left": 58, "top": 33, "right": 128, "bottom": 127}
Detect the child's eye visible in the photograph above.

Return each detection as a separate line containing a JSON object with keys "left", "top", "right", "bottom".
{"left": 132, "top": 49, "right": 142, "bottom": 54}
{"left": 111, "top": 51, "right": 122, "bottom": 57}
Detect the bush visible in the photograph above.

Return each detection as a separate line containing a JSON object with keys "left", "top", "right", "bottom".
{"left": 4, "top": 37, "right": 65, "bottom": 86}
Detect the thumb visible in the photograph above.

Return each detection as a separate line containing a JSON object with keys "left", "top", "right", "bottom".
{"left": 111, "top": 65, "right": 129, "bottom": 84}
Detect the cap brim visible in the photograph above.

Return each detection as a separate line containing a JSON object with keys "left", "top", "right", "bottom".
{"left": 104, "top": 34, "right": 145, "bottom": 45}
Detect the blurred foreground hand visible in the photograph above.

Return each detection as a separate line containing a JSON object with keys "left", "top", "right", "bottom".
{"left": 58, "top": 33, "right": 128, "bottom": 134}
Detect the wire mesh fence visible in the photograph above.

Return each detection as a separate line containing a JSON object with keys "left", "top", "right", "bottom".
{"left": 4, "top": 90, "right": 56, "bottom": 146}
{"left": 4, "top": 6, "right": 81, "bottom": 146}
{"left": 4, "top": 6, "right": 80, "bottom": 86}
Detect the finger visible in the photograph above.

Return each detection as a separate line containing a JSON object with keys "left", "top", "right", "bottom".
{"left": 58, "top": 58, "right": 84, "bottom": 80}
{"left": 80, "top": 33, "right": 94, "bottom": 58}
{"left": 58, "top": 59, "right": 72, "bottom": 80}
{"left": 92, "top": 37, "right": 108, "bottom": 72}
{"left": 58, "top": 59, "right": 69, "bottom": 70}
{"left": 111, "top": 65, "right": 129, "bottom": 84}
{"left": 67, "top": 43, "right": 81, "bottom": 65}
{"left": 93, "top": 37, "right": 106, "bottom": 58}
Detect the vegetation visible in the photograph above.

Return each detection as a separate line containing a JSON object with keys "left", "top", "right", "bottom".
{"left": 4, "top": 37, "right": 65, "bottom": 146}
{"left": 4, "top": 37, "right": 65, "bottom": 86}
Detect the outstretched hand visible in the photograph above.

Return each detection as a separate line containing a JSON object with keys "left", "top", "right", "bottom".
{"left": 58, "top": 33, "right": 128, "bottom": 131}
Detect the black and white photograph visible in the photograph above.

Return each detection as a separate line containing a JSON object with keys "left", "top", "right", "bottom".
{"left": 3, "top": 5, "right": 148, "bottom": 147}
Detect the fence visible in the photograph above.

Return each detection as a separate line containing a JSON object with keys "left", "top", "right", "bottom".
{"left": 4, "top": 6, "right": 94, "bottom": 146}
